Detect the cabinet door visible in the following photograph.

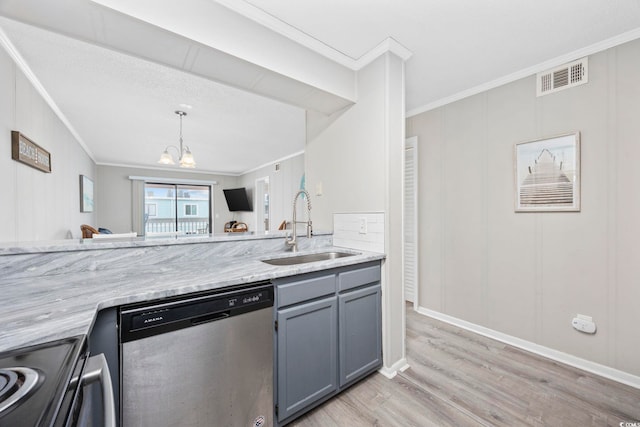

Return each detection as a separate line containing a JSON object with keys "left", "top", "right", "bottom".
{"left": 338, "top": 284, "right": 382, "bottom": 387}
{"left": 277, "top": 296, "right": 338, "bottom": 421}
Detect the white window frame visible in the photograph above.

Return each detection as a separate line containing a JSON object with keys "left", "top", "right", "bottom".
{"left": 184, "top": 204, "right": 198, "bottom": 216}
{"left": 130, "top": 176, "right": 216, "bottom": 236}
{"left": 145, "top": 203, "right": 158, "bottom": 217}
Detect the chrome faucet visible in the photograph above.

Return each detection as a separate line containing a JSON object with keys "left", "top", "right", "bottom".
{"left": 285, "top": 189, "right": 312, "bottom": 252}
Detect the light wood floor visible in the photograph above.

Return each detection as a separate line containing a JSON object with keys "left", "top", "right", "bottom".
{"left": 290, "top": 305, "right": 640, "bottom": 426}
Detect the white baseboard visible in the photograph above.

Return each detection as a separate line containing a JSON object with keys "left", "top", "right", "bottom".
{"left": 379, "top": 358, "right": 410, "bottom": 379}
{"left": 416, "top": 307, "right": 640, "bottom": 390}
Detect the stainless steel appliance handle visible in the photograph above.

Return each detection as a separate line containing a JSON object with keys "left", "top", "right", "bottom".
{"left": 82, "top": 353, "right": 116, "bottom": 427}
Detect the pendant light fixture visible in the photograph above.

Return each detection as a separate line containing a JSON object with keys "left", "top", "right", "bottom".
{"left": 158, "top": 110, "right": 196, "bottom": 168}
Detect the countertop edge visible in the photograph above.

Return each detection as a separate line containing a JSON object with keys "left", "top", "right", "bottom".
{"left": 0, "top": 231, "right": 332, "bottom": 255}
{"left": 1, "top": 249, "right": 385, "bottom": 353}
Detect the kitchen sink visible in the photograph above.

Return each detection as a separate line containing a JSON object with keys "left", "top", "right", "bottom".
{"left": 262, "top": 251, "right": 357, "bottom": 266}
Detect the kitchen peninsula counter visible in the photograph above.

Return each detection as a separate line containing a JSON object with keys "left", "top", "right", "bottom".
{"left": 0, "top": 232, "right": 384, "bottom": 353}
{"left": 0, "top": 230, "right": 319, "bottom": 255}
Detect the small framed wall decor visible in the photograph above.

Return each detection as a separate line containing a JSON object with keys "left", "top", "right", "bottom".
{"left": 514, "top": 132, "right": 580, "bottom": 212}
{"left": 11, "top": 131, "right": 51, "bottom": 173}
{"left": 80, "top": 175, "right": 94, "bottom": 213}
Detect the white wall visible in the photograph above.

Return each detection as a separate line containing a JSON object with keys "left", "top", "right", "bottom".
{"left": 306, "top": 57, "right": 386, "bottom": 231}
{"left": 333, "top": 212, "right": 385, "bottom": 253}
{"left": 307, "top": 52, "right": 407, "bottom": 374}
{"left": 96, "top": 165, "right": 237, "bottom": 234}
{"left": 407, "top": 38, "right": 640, "bottom": 377}
{"left": 235, "top": 153, "right": 305, "bottom": 232}
{"left": 0, "top": 47, "right": 95, "bottom": 241}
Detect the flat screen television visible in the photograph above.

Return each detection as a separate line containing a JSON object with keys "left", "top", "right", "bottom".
{"left": 223, "top": 187, "right": 252, "bottom": 212}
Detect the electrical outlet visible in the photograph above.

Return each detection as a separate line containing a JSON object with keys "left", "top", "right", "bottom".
{"left": 359, "top": 217, "right": 367, "bottom": 234}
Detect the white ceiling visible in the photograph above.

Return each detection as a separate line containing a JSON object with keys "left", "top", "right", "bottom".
{"left": 0, "top": 16, "right": 308, "bottom": 175}
{"left": 236, "top": 0, "right": 640, "bottom": 113}
{"left": 1, "top": 0, "right": 639, "bottom": 174}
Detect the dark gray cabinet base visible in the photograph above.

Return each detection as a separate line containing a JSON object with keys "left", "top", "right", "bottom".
{"left": 274, "top": 261, "right": 382, "bottom": 426}
{"left": 339, "top": 284, "right": 382, "bottom": 387}
{"left": 276, "top": 296, "right": 338, "bottom": 421}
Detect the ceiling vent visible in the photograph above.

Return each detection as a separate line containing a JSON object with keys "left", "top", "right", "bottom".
{"left": 536, "top": 57, "right": 588, "bottom": 97}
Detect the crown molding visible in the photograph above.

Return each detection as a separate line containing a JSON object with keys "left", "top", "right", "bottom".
{"left": 214, "top": 0, "right": 359, "bottom": 68}
{"left": 214, "top": 0, "right": 413, "bottom": 71}
{"left": 407, "top": 27, "right": 640, "bottom": 117}
{"left": 97, "top": 162, "right": 241, "bottom": 176}
{"left": 354, "top": 37, "right": 413, "bottom": 70}
{"left": 240, "top": 149, "right": 304, "bottom": 175}
{"left": 0, "top": 26, "right": 96, "bottom": 162}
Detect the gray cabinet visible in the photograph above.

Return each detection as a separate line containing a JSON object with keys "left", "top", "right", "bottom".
{"left": 274, "top": 261, "right": 381, "bottom": 425}
{"left": 337, "top": 264, "right": 382, "bottom": 387}
{"left": 276, "top": 296, "right": 338, "bottom": 421}
{"left": 338, "top": 284, "right": 382, "bottom": 387}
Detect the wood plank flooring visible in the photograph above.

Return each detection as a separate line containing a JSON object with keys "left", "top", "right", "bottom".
{"left": 289, "top": 305, "right": 640, "bottom": 426}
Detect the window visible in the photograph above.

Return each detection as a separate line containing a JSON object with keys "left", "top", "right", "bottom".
{"left": 144, "top": 183, "right": 211, "bottom": 235}
{"left": 145, "top": 203, "right": 157, "bottom": 217}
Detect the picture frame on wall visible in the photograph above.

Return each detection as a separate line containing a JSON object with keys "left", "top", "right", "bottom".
{"left": 80, "top": 175, "right": 94, "bottom": 213}
{"left": 514, "top": 132, "right": 580, "bottom": 212}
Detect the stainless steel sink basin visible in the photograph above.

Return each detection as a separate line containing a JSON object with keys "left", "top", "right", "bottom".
{"left": 262, "top": 251, "right": 357, "bottom": 266}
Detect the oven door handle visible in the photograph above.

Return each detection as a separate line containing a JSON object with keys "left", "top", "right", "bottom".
{"left": 82, "top": 353, "right": 116, "bottom": 427}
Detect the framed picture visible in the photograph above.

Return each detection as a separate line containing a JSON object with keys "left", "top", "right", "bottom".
{"left": 80, "top": 175, "right": 94, "bottom": 213}
{"left": 514, "top": 132, "right": 580, "bottom": 212}
{"left": 11, "top": 131, "right": 52, "bottom": 173}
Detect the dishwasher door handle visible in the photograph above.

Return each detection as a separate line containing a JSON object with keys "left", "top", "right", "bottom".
{"left": 192, "top": 311, "right": 230, "bottom": 325}
{"left": 82, "top": 353, "right": 116, "bottom": 427}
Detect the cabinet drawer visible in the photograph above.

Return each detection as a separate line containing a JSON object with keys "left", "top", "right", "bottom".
{"left": 338, "top": 264, "right": 381, "bottom": 292}
{"left": 277, "top": 274, "right": 336, "bottom": 307}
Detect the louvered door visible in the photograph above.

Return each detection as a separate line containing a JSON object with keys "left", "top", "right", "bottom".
{"left": 404, "top": 137, "right": 418, "bottom": 304}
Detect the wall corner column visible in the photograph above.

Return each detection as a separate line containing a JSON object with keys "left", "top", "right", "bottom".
{"left": 381, "top": 51, "right": 409, "bottom": 375}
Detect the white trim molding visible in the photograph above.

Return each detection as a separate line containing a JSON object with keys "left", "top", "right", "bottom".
{"left": 379, "top": 358, "right": 410, "bottom": 380}
{"left": 0, "top": 26, "right": 96, "bottom": 162}
{"left": 128, "top": 175, "right": 218, "bottom": 186}
{"left": 355, "top": 37, "right": 413, "bottom": 70}
{"left": 214, "top": 0, "right": 358, "bottom": 68}
{"left": 214, "top": 0, "right": 413, "bottom": 70}
{"left": 241, "top": 150, "right": 304, "bottom": 175}
{"left": 407, "top": 27, "right": 640, "bottom": 117}
{"left": 98, "top": 162, "right": 239, "bottom": 176}
{"left": 416, "top": 307, "right": 640, "bottom": 390}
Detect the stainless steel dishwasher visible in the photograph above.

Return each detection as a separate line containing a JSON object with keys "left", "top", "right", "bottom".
{"left": 119, "top": 282, "right": 273, "bottom": 427}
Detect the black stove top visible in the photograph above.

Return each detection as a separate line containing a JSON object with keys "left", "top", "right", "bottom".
{"left": 0, "top": 366, "right": 41, "bottom": 414}
{"left": 0, "top": 337, "right": 86, "bottom": 426}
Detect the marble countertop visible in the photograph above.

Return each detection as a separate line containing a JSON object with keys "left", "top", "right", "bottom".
{"left": 0, "top": 230, "right": 331, "bottom": 255}
{"left": 0, "top": 246, "right": 384, "bottom": 353}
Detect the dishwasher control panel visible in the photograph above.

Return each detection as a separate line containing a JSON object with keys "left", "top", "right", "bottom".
{"left": 120, "top": 282, "right": 273, "bottom": 342}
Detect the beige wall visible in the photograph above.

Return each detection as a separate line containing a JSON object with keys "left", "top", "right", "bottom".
{"left": 236, "top": 153, "right": 305, "bottom": 231}
{"left": 96, "top": 165, "right": 237, "bottom": 234}
{"left": 407, "top": 38, "right": 640, "bottom": 376}
{"left": 98, "top": 155, "right": 304, "bottom": 236}
{"left": 307, "top": 52, "right": 407, "bottom": 372}
{"left": 0, "top": 47, "right": 96, "bottom": 241}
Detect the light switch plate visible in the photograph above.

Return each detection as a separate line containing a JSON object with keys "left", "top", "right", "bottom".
{"left": 359, "top": 217, "right": 367, "bottom": 234}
